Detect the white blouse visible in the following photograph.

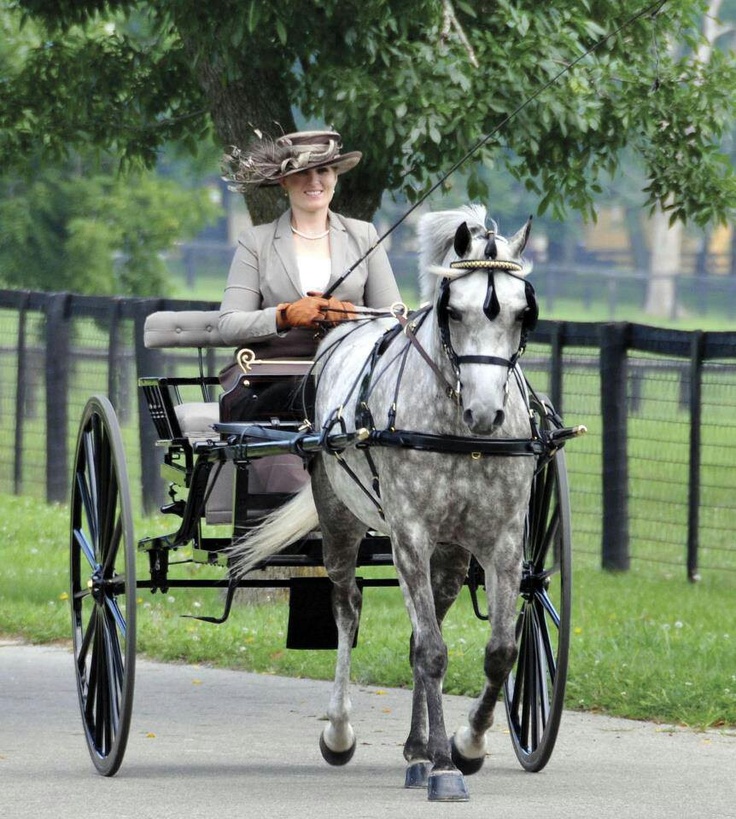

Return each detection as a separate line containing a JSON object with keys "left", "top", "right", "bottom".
{"left": 296, "top": 255, "right": 331, "bottom": 296}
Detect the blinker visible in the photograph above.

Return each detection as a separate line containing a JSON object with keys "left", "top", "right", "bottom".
{"left": 523, "top": 281, "right": 538, "bottom": 332}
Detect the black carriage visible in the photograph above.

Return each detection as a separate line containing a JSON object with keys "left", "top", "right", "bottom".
{"left": 69, "top": 308, "right": 576, "bottom": 778}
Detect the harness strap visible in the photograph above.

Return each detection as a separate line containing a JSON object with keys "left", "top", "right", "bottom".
{"left": 332, "top": 451, "right": 385, "bottom": 518}
{"left": 456, "top": 354, "right": 516, "bottom": 368}
{"left": 395, "top": 306, "right": 459, "bottom": 401}
{"left": 368, "top": 428, "right": 546, "bottom": 456}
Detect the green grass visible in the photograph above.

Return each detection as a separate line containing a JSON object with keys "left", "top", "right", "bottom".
{"left": 2, "top": 493, "right": 734, "bottom": 730}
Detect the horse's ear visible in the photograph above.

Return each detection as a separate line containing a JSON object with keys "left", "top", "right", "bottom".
{"left": 453, "top": 221, "right": 472, "bottom": 257}
{"left": 508, "top": 216, "right": 533, "bottom": 258}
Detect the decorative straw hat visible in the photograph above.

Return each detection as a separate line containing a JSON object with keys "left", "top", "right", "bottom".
{"left": 222, "top": 130, "right": 362, "bottom": 189}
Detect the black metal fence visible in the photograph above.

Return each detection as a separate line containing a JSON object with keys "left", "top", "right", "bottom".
{"left": 2, "top": 288, "right": 735, "bottom": 580}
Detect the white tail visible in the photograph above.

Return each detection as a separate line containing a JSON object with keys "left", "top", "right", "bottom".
{"left": 229, "top": 483, "right": 319, "bottom": 577}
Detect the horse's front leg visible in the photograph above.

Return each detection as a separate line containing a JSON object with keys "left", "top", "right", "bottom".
{"left": 393, "top": 538, "right": 470, "bottom": 802}
{"left": 404, "top": 543, "right": 470, "bottom": 790}
{"left": 403, "top": 639, "right": 430, "bottom": 787}
{"left": 312, "top": 458, "right": 364, "bottom": 765}
{"left": 452, "top": 545, "right": 522, "bottom": 773}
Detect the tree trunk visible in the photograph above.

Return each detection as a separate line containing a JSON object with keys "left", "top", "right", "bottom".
{"left": 645, "top": 205, "right": 683, "bottom": 318}
{"left": 694, "top": 230, "right": 710, "bottom": 278}
{"left": 176, "top": 28, "right": 384, "bottom": 226}
{"left": 624, "top": 206, "right": 649, "bottom": 272}
{"left": 643, "top": 0, "right": 723, "bottom": 319}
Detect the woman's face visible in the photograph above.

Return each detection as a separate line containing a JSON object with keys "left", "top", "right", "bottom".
{"left": 280, "top": 166, "right": 337, "bottom": 213}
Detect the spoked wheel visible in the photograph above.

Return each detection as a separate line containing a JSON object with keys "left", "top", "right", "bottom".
{"left": 503, "top": 430, "right": 572, "bottom": 772}
{"left": 69, "top": 395, "right": 136, "bottom": 776}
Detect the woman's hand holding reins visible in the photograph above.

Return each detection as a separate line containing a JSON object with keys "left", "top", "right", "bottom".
{"left": 320, "top": 297, "right": 356, "bottom": 325}
{"left": 277, "top": 293, "right": 356, "bottom": 330}
{"left": 277, "top": 295, "right": 330, "bottom": 329}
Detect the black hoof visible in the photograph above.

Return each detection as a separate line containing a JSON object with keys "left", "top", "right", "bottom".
{"left": 404, "top": 761, "right": 432, "bottom": 789}
{"left": 450, "top": 736, "right": 486, "bottom": 776}
{"left": 427, "top": 770, "right": 470, "bottom": 802}
{"left": 319, "top": 731, "right": 356, "bottom": 766}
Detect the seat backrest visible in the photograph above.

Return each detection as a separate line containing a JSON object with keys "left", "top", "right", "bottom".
{"left": 144, "top": 310, "right": 230, "bottom": 349}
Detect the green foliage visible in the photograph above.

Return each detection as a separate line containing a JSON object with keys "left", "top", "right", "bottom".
{"left": 2, "top": 0, "right": 735, "bottom": 226}
{"left": 0, "top": 160, "right": 221, "bottom": 296}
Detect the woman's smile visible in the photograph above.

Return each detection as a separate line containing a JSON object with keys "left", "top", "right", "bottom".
{"left": 282, "top": 167, "right": 336, "bottom": 211}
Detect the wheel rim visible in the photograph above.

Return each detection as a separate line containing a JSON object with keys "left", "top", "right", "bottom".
{"left": 504, "top": 444, "right": 572, "bottom": 772}
{"left": 70, "top": 396, "right": 136, "bottom": 776}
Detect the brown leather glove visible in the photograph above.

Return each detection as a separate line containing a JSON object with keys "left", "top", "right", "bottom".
{"left": 321, "top": 297, "right": 356, "bottom": 324}
{"left": 281, "top": 295, "right": 329, "bottom": 329}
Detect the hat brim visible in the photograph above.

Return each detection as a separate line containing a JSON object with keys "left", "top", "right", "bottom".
{"left": 257, "top": 151, "right": 362, "bottom": 186}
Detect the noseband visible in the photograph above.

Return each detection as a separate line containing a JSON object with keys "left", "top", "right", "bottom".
{"left": 436, "top": 258, "right": 538, "bottom": 403}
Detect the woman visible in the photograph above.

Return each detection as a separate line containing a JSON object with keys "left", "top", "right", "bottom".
{"left": 219, "top": 129, "right": 401, "bottom": 360}
{"left": 218, "top": 129, "right": 401, "bottom": 421}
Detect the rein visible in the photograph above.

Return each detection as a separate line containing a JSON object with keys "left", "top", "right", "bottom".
{"left": 392, "top": 304, "right": 459, "bottom": 401}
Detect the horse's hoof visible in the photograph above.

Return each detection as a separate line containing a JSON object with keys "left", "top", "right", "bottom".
{"left": 319, "top": 731, "right": 357, "bottom": 766}
{"left": 427, "top": 770, "right": 470, "bottom": 802}
{"left": 404, "top": 760, "right": 432, "bottom": 789}
{"left": 450, "top": 736, "right": 486, "bottom": 776}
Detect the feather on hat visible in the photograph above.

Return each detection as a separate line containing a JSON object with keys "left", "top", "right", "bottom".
{"left": 222, "top": 130, "right": 362, "bottom": 190}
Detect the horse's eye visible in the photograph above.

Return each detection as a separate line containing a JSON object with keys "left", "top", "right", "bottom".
{"left": 516, "top": 308, "right": 529, "bottom": 324}
{"left": 447, "top": 307, "right": 462, "bottom": 322}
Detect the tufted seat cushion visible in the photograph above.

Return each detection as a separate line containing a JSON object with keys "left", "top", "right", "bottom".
{"left": 144, "top": 310, "right": 229, "bottom": 349}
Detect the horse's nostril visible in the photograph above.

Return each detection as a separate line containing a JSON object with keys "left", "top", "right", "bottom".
{"left": 493, "top": 409, "right": 505, "bottom": 428}
{"left": 463, "top": 408, "right": 474, "bottom": 427}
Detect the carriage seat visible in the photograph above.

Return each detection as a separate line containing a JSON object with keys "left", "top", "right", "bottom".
{"left": 142, "top": 310, "right": 308, "bottom": 524}
{"left": 143, "top": 309, "right": 228, "bottom": 349}
{"left": 143, "top": 309, "right": 227, "bottom": 442}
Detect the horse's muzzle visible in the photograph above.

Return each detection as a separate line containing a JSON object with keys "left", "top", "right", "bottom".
{"left": 463, "top": 407, "right": 505, "bottom": 435}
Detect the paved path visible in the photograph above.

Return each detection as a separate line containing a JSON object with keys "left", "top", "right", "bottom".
{"left": 2, "top": 641, "right": 734, "bottom": 819}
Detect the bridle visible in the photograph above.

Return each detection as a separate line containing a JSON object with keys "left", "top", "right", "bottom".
{"left": 433, "top": 253, "right": 538, "bottom": 406}
{"left": 315, "top": 228, "right": 539, "bottom": 433}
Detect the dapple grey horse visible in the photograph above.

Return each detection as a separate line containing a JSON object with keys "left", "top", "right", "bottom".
{"left": 232, "top": 205, "right": 538, "bottom": 801}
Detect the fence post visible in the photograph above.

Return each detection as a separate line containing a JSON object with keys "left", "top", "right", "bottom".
{"left": 14, "top": 292, "right": 31, "bottom": 494}
{"left": 45, "top": 293, "right": 71, "bottom": 503}
{"left": 687, "top": 331, "right": 704, "bottom": 582}
{"left": 599, "top": 323, "right": 630, "bottom": 571}
{"left": 134, "top": 300, "right": 165, "bottom": 514}
{"left": 107, "top": 298, "right": 125, "bottom": 418}
{"left": 549, "top": 321, "right": 564, "bottom": 414}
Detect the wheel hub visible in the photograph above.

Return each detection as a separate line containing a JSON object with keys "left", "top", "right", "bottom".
{"left": 519, "top": 562, "right": 550, "bottom": 598}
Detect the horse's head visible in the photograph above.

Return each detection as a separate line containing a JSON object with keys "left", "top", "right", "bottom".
{"left": 418, "top": 205, "right": 536, "bottom": 435}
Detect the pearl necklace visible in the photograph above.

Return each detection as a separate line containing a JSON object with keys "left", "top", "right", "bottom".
{"left": 290, "top": 224, "right": 329, "bottom": 240}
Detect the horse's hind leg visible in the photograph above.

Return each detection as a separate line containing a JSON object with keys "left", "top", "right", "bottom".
{"left": 311, "top": 457, "right": 365, "bottom": 765}
{"left": 404, "top": 543, "right": 469, "bottom": 789}
{"left": 451, "top": 551, "right": 521, "bottom": 773}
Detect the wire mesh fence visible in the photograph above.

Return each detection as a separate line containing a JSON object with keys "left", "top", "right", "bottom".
{"left": 1, "top": 288, "right": 735, "bottom": 580}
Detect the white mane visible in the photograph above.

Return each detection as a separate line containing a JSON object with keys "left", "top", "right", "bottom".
{"left": 418, "top": 205, "right": 488, "bottom": 303}
{"left": 417, "top": 204, "right": 532, "bottom": 303}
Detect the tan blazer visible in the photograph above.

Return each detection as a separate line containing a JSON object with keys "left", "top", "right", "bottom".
{"left": 218, "top": 210, "right": 401, "bottom": 347}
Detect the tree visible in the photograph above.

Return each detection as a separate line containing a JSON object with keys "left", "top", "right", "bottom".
{"left": 643, "top": 0, "right": 732, "bottom": 317}
{"left": 0, "top": 6, "right": 222, "bottom": 296}
{"left": 0, "top": 156, "right": 221, "bottom": 295}
{"left": 2, "top": 0, "right": 735, "bottom": 230}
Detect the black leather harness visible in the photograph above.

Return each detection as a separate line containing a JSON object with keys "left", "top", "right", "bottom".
{"left": 316, "top": 263, "right": 545, "bottom": 517}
